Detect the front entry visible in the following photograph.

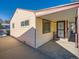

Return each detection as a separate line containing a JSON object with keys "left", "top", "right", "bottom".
{"left": 57, "top": 21, "right": 65, "bottom": 38}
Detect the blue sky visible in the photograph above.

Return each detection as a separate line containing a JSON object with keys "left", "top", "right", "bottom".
{"left": 0, "top": 0, "right": 75, "bottom": 20}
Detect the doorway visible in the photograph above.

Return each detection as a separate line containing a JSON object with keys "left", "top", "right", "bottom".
{"left": 57, "top": 21, "right": 65, "bottom": 38}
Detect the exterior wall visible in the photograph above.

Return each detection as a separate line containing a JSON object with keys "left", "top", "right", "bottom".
{"left": 51, "top": 22, "right": 57, "bottom": 32}
{"left": 10, "top": 9, "right": 36, "bottom": 48}
{"left": 36, "top": 18, "right": 56, "bottom": 48}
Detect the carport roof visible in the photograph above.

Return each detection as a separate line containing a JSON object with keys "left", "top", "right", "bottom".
{"left": 18, "top": 2, "right": 79, "bottom": 17}
{"left": 35, "top": 2, "right": 79, "bottom": 17}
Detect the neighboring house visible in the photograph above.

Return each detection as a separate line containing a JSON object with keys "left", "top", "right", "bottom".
{"left": 2, "top": 23, "right": 10, "bottom": 30}
{"left": 0, "top": 23, "right": 10, "bottom": 36}
{"left": 10, "top": 2, "right": 79, "bottom": 48}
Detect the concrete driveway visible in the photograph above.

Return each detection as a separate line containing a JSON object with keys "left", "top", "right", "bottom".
{"left": 0, "top": 36, "right": 78, "bottom": 59}
{"left": 0, "top": 36, "right": 52, "bottom": 59}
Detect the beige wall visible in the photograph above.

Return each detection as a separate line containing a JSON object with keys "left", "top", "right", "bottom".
{"left": 51, "top": 22, "right": 56, "bottom": 32}
{"left": 10, "top": 9, "right": 36, "bottom": 48}
{"left": 36, "top": 18, "right": 56, "bottom": 48}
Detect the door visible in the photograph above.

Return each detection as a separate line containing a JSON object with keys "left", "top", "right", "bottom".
{"left": 57, "top": 21, "right": 65, "bottom": 38}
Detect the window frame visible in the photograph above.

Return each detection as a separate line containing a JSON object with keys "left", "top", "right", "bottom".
{"left": 25, "top": 20, "right": 29, "bottom": 26}
{"left": 21, "top": 21, "right": 25, "bottom": 26}
{"left": 12, "top": 23, "right": 14, "bottom": 29}
{"left": 42, "top": 19, "right": 51, "bottom": 34}
{"left": 21, "top": 20, "right": 29, "bottom": 27}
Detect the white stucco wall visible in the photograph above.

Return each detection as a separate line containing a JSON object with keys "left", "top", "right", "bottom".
{"left": 10, "top": 9, "right": 36, "bottom": 48}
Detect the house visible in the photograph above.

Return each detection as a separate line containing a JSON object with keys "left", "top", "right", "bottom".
{"left": 0, "top": 24, "right": 10, "bottom": 37}
{"left": 10, "top": 2, "right": 79, "bottom": 48}
{"left": 0, "top": 23, "right": 10, "bottom": 36}
{"left": 2, "top": 23, "right": 10, "bottom": 33}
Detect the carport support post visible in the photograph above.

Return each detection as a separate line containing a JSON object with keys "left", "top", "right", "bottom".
{"left": 76, "top": 7, "right": 79, "bottom": 48}
{"left": 77, "top": 7, "right": 79, "bottom": 57}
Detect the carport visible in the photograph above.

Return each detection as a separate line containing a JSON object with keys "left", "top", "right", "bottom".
{"left": 35, "top": 3, "right": 79, "bottom": 58}
{"left": 35, "top": 2, "right": 79, "bottom": 49}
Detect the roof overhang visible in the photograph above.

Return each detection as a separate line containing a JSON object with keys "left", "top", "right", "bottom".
{"left": 35, "top": 2, "right": 79, "bottom": 17}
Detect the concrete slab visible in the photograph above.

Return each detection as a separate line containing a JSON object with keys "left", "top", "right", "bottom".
{"left": 56, "top": 39, "right": 78, "bottom": 57}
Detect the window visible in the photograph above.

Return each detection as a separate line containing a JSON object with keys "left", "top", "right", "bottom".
{"left": 43, "top": 19, "right": 51, "bottom": 33}
{"left": 12, "top": 23, "right": 14, "bottom": 28}
{"left": 21, "top": 20, "right": 29, "bottom": 27}
{"left": 25, "top": 20, "right": 29, "bottom": 25}
{"left": 21, "top": 21, "right": 25, "bottom": 26}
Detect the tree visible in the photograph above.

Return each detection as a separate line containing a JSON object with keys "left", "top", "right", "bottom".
{"left": 0, "top": 23, "right": 3, "bottom": 29}
{"left": 0, "top": 19, "right": 3, "bottom": 24}
{"left": 4, "top": 20, "right": 10, "bottom": 24}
